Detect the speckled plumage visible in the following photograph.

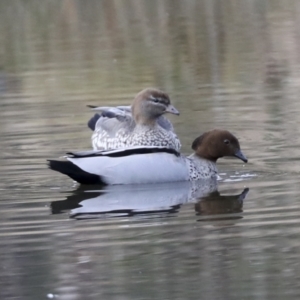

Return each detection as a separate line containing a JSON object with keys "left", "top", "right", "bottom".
{"left": 89, "top": 88, "right": 181, "bottom": 152}
{"left": 185, "top": 154, "right": 218, "bottom": 180}
{"left": 92, "top": 123, "right": 181, "bottom": 152}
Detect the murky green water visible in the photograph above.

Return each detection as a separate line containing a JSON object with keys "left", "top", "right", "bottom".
{"left": 1, "top": 1, "right": 300, "bottom": 299}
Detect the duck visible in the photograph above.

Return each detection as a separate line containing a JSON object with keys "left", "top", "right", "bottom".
{"left": 87, "top": 88, "right": 181, "bottom": 151}
{"left": 48, "top": 129, "right": 248, "bottom": 185}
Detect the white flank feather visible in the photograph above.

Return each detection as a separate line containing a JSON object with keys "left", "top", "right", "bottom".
{"left": 67, "top": 152, "right": 189, "bottom": 185}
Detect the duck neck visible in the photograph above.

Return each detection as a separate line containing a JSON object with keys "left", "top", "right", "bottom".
{"left": 189, "top": 153, "right": 218, "bottom": 166}
{"left": 194, "top": 148, "right": 219, "bottom": 163}
{"left": 135, "top": 116, "right": 157, "bottom": 128}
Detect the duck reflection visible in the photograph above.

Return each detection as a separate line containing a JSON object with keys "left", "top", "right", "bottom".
{"left": 195, "top": 188, "right": 249, "bottom": 222}
{"left": 51, "top": 181, "right": 249, "bottom": 220}
{"left": 51, "top": 180, "right": 215, "bottom": 218}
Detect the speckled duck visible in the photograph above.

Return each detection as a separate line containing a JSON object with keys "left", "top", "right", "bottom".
{"left": 88, "top": 88, "right": 181, "bottom": 151}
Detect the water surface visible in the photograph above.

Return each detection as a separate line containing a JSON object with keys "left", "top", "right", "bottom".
{"left": 1, "top": 1, "right": 300, "bottom": 299}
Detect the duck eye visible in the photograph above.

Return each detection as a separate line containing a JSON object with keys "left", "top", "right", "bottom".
{"left": 149, "top": 95, "right": 162, "bottom": 103}
{"left": 224, "top": 139, "right": 230, "bottom": 145}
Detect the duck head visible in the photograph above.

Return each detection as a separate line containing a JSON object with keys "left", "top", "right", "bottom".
{"left": 132, "top": 88, "right": 179, "bottom": 125}
{"left": 192, "top": 129, "right": 248, "bottom": 163}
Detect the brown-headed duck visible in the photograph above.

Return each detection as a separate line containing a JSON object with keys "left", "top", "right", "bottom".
{"left": 48, "top": 129, "right": 248, "bottom": 185}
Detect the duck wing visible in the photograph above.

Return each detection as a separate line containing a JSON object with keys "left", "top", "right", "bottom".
{"left": 87, "top": 106, "right": 134, "bottom": 150}
{"left": 87, "top": 105, "right": 176, "bottom": 132}
{"left": 87, "top": 105, "right": 133, "bottom": 131}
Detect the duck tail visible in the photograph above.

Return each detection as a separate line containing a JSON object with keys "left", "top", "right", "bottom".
{"left": 47, "top": 160, "right": 105, "bottom": 185}
{"left": 87, "top": 113, "right": 101, "bottom": 131}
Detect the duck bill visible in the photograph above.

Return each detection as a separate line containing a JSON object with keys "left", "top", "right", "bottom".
{"left": 234, "top": 149, "right": 248, "bottom": 163}
{"left": 165, "top": 104, "right": 180, "bottom": 115}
